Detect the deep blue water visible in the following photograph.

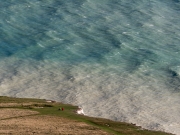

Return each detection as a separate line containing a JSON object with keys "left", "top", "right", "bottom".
{"left": 0, "top": 0, "right": 180, "bottom": 134}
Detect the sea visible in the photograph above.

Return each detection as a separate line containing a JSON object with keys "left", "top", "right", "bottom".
{"left": 0, "top": 0, "right": 180, "bottom": 134}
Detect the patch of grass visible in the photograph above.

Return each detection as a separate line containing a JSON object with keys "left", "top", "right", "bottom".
{"left": 0, "top": 96, "right": 173, "bottom": 135}
{"left": 0, "top": 96, "right": 46, "bottom": 103}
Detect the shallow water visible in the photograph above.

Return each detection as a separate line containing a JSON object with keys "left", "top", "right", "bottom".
{"left": 0, "top": 0, "right": 180, "bottom": 134}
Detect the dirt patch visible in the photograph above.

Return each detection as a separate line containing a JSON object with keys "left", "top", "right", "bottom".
{"left": 0, "top": 115, "right": 109, "bottom": 135}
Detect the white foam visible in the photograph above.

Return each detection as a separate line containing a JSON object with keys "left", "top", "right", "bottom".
{"left": 0, "top": 46, "right": 180, "bottom": 135}
{"left": 76, "top": 107, "right": 85, "bottom": 115}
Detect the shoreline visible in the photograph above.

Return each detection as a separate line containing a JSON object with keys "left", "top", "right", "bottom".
{"left": 0, "top": 96, "right": 174, "bottom": 135}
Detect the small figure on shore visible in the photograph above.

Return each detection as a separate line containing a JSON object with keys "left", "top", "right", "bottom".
{"left": 61, "top": 108, "right": 64, "bottom": 111}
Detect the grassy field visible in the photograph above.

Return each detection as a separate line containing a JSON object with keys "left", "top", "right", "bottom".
{"left": 0, "top": 96, "right": 173, "bottom": 135}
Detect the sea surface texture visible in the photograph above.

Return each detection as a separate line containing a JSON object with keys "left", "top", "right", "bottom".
{"left": 0, "top": 0, "right": 180, "bottom": 134}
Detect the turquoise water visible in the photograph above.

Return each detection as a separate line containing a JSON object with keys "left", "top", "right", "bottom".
{"left": 0, "top": 0, "right": 180, "bottom": 134}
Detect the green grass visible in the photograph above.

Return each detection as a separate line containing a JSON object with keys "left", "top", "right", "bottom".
{"left": 0, "top": 96, "right": 173, "bottom": 135}
{"left": 0, "top": 96, "right": 46, "bottom": 103}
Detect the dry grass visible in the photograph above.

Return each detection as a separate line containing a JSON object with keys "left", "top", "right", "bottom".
{"left": 0, "top": 111, "right": 109, "bottom": 135}
{"left": 0, "top": 108, "right": 39, "bottom": 119}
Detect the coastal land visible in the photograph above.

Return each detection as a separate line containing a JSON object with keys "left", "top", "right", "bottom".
{"left": 0, "top": 96, "right": 173, "bottom": 135}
